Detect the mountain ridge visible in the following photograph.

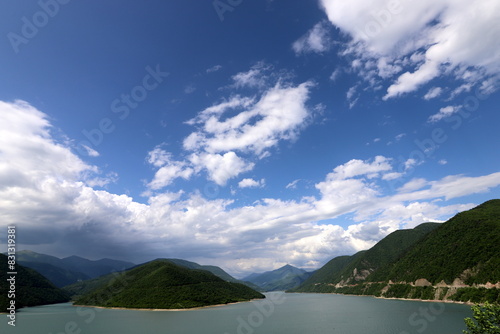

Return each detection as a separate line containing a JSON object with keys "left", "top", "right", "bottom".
{"left": 292, "top": 199, "right": 500, "bottom": 304}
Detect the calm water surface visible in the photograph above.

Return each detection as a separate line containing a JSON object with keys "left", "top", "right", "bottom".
{"left": 2, "top": 293, "right": 471, "bottom": 334}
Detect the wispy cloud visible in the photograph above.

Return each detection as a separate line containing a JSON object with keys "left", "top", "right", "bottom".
{"left": 293, "top": 21, "right": 332, "bottom": 55}
{"left": 428, "top": 105, "right": 462, "bottom": 123}
{"left": 206, "top": 65, "right": 222, "bottom": 73}
{"left": 423, "top": 87, "right": 443, "bottom": 100}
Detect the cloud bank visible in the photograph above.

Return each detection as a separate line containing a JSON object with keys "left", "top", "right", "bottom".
{"left": 2, "top": 100, "right": 500, "bottom": 276}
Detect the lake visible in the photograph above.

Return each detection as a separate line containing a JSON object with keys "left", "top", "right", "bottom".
{"left": 2, "top": 293, "right": 472, "bottom": 334}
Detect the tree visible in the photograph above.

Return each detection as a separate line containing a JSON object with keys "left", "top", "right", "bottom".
{"left": 463, "top": 302, "right": 500, "bottom": 334}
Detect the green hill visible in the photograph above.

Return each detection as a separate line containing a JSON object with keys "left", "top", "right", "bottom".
{"left": 293, "top": 200, "right": 500, "bottom": 303}
{"left": 74, "top": 259, "right": 264, "bottom": 309}
{"left": 370, "top": 199, "right": 500, "bottom": 285}
{"left": 0, "top": 254, "right": 70, "bottom": 311}
{"left": 294, "top": 222, "right": 440, "bottom": 292}
{"left": 63, "top": 258, "right": 259, "bottom": 297}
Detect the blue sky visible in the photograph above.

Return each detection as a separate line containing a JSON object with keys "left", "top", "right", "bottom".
{"left": 1, "top": 0, "right": 499, "bottom": 277}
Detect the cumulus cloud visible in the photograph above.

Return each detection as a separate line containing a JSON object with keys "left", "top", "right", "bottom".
{"left": 238, "top": 178, "right": 265, "bottom": 188}
{"left": 143, "top": 65, "right": 315, "bottom": 188}
{"left": 293, "top": 21, "right": 332, "bottom": 54}
{"left": 319, "top": 0, "right": 500, "bottom": 99}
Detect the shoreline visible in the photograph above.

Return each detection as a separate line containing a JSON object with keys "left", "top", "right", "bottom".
{"left": 72, "top": 298, "right": 261, "bottom": 312}
{"left": 288, "top": 292, "right": 475, "bottom": 306}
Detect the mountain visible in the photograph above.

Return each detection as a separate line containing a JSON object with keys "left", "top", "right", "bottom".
{"left": 63, "top": 258, "right": 259, "bottom": 297}
{"left": 244, "top": 264, "right": 312, "bottom": 291}
{"left": 74, "top": 259, "right": 264, "bottom": 309}
{"left": 296, "top": 222, "right": 441, "bottom": 290}
{"left": 293, "top": 200, "right": 500, "bottom": 304}
{"left": 0, "top": 254, "right": 70, "bottom": 311}
{"left": 14, "top": 261, "right": 90, "bottom": 288}
{"left": 61, "top": 255, "right": 135, "bottom": 279}
{"left": 10, "top": 250, "right": 135, "bottom": 287}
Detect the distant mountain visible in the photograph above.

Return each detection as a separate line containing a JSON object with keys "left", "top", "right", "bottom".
{"left": 74, "top": 259, "right": 264, "bottom": 309}
{"left": 61, "top": 255, "right": 135, "bottom": 279}
{"left": 293, "top": 200, "right": 500, "bottom": 304}
{"left": 244, "top": 264, "right": 312, "bottom": 291}
{"left": 15, "top": 261, "right": 90, "bottom": 288}
{"left": 0, "top": 254, "right": 69, "bottom": 311}
{"left": 9, "top": 250, "right": 135, "bottom": 287}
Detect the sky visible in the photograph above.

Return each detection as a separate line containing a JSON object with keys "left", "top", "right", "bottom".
{"left": 0, "top": 0, "right": 499, "bottom": 278}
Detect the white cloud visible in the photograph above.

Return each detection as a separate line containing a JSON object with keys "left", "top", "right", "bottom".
{"left": 438, "top": 159, "right": 448, "bottom": 165}
{"left": 231, "top": 62, "right": 272, "bottom": 89}
{"left": 395, "top": 133, "right": 406, "bottom": 141}
{"left": 286, "top": 179, "right": 301, "bottom": 189}
{"left": 145, "top": 65, "right": 315, "bottom": 190}
{"left": 293, "top": 21, "right": 332, "bottom": 54}
{"left": 428, "top": 105, "right": 462, "bottom": 123}
{"left": 319, "top": 0, "right": 500, "bottom": 99}
{"left": 186, "top": 81, "right": 313, "bottom": 157}
{"left": 189, "top": 152, "right": 253, "bottom": 186}
{"left": 330, "top": 68, "right": 342, "bottom": 81}
{"left": 424, "top": 87, "right": 443, "bottom": 100}
{"left": 238, "top": 178, "right": 265, "bottom": 188}
{"left": 326, "top": 156, "right": 392, "bottom": 180}
{"left": 82, "top": 144, "right": 100, "bottom": 157}
{"left": 206, "top": 65, "right": 222, "bottom": 73}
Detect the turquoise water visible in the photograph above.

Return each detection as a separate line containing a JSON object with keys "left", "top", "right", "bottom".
{"left": 1, "top": 293, "right": 472, "bottom": 334}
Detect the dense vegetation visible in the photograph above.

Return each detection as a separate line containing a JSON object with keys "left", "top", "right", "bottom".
{"left": 294, "top": 223, "right": 440, "bottom": 292}
{"left": 74, "top": 259, "right": 264, "bottom": 309}
{"left": 463, "top": 302, "right": 500, "bottom": 334}
{"left": 64, "top": 258, "right": 258, "bottom": 298}
{"left": 373, "top": 200, "right": 500, "bottom": 285}
{"left": 292, "top": 200, "right": 500, "bottom": 304}
{"left": 0, "top": 254, "right": 69, "bottom": 310}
